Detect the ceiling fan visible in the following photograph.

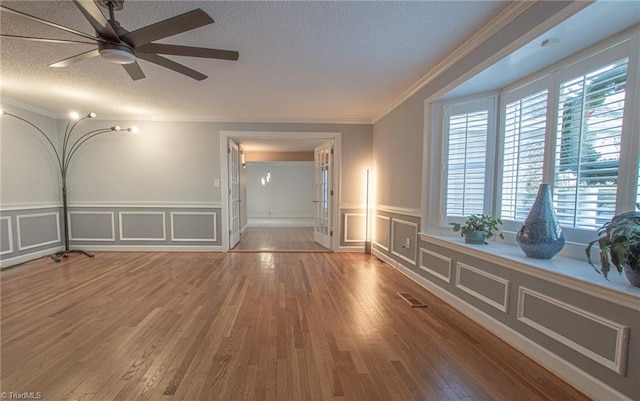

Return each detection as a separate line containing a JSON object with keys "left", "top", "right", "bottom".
{"left": 0, "top": 0, "right": 239, "bottom": 81}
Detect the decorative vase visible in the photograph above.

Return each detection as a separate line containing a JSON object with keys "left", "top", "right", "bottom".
{"left": 465, "top": 230, "right": 485, "bottom": 244}
{"left": 516, "top": 184, "right": 565, "bottom": 259}
{"left": 623, "top": 264, "right": 640, "bottom": 287}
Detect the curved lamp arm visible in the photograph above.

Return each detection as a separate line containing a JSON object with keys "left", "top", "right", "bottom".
{"left": 62, "top": 112, "right": 96, "bottom": 158}
{"left": 2, "top": 111, "right": 64, "bottom": 174}
{"left": 64, "top": 127, "right": 119, "bottom": 172}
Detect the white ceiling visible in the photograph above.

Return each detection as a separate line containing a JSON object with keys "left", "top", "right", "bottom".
{"left": 0, "top": 0, "right": 509, "bottom": 123}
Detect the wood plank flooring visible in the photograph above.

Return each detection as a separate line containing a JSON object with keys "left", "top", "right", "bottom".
{"left": 0, "top": 252, "right": 591, "bottom": 401}
{"left": 233, "top": 228, "right": 327, "bottom": 252}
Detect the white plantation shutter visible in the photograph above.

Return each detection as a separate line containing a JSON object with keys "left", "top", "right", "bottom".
{"left": 446, "top": 110, "right": 488, "bottom": 216}
{"left": 553, "top": 58, "right": 628, "bottom": 230}
{"left": 501, "top": 90, "right": 548, "bottom": 221}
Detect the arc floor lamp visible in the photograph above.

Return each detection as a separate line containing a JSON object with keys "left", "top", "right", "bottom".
{"left": 1, "top": 107, "right": 137, "bottom": 262}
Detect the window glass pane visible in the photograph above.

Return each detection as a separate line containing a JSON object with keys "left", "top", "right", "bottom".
{"left": 501, "top": 90, "right": 547, "bottom": 221}
{"left": 446, "top": 110, "right": 488, "bottom": 216}
{"left": 554, "top": 58, "right": 627, "bottom": 230}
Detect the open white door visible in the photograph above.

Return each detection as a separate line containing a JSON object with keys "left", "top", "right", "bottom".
{"left": 313, "top": 141, "right": 333, "bottom": 249}
{"left": 228, "top": 139, "right": 241, "bottom": 249}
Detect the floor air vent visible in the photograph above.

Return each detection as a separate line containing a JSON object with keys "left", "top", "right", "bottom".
{"left": 397, "top": 292, "right": 427, "bottom": 308}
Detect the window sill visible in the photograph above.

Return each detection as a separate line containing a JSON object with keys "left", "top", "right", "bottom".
{"left": 419, "top": 233, "right": 640, "bottom": 309}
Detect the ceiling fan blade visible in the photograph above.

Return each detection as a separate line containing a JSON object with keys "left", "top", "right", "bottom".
{"left": 137, "top": 53, "right": 207, "bottom": 81}
{"left": 0, "top": 34, "right": 97, "bottom": 45}
{"left": 0, "top": 5, "right": 98, "bottom": 41}
{"left": 49, "top": 49, "right": 100, "bottom": 68}
{"left": 136, "top": 43, "right": 239, "bottom": 61}
{"left": 120, "top": 9, "right": 213, "bottom": 48}
{"left": 122, "top": 61, "right": 145, "bottom": 81}
{"left": 72, "top": 0, "right": 119, "bottom": 42}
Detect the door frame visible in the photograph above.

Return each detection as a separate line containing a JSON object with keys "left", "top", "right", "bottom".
{"left": 219, "top": 131, "right": 342, "bottom": 252}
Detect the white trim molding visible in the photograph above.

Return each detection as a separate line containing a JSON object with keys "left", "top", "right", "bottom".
{"left": 16, "top": 212, "right": 60, "bottom": 251}
{"left": 373, "top": 215, "right": 390, "bottom": 251}
{"left": 170, "top": 212, "right": 217, "bottom": 242}
{"left": 376, "top": 204, "right": 422, "bottom": 218}
{"left": 344, "top": 213, "right": 365, "bottom": 243}
{"left": 390, "top": 218, "right": 418, "bottom": 265}
{"left": 0, "top": 216, "right": 14, "bottom": 255}
{"left": 69, "top": 211, "right": 116, "bottom": 242}
{"left": 375, "top": 250, "right": 634, "bottom": 401}
{"left": 118, "top": 211, "right": 166, "bottom": 241}
{"left": 419, "top": 248, "right": 452, "bottom": 284}
{"left": 68, "top": 201, "right": 222, "bottom": 209}
{"left": 517, "top": 287, "right": 630, "bottom": 375}
{"left": 455, "top": 262, "right": 510, "bottom": 313}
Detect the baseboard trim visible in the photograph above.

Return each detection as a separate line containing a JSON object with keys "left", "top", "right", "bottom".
{"left": 80, "top": 245, "right": 224, "bottom": 252}
{"left": 0, "top": 246, "right": 64, "bottom": 269}
{"left": 372, "top": 248, "right": 633, "bottom": 401}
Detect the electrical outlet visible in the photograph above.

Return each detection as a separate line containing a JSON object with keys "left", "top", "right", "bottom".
{"left": 403, "top": 238, "right": 410, "bottom": 249}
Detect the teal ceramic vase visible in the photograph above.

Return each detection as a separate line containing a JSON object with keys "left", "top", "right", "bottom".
{"left": 516, "top": 184, "right": 565, "bottom": 259}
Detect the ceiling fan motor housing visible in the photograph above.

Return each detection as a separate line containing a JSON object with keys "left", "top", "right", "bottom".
{"left": 98, "top": 41, "right": 136, "bottom": 64}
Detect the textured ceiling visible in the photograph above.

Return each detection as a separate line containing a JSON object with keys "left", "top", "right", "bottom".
{"left": 0, "top": 0, "right": 508, "bottom": 122}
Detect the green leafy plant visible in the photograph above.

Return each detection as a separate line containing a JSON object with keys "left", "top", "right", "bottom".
{"left": 586, "top": 209, "right": 640, "bottom": 280}
{"left": 450, "top": 214, "right": 504, "bottom": 244}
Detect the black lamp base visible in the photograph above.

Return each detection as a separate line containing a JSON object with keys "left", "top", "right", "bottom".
{"left": 51, "top": 249, "right": 95, "bottom": 262}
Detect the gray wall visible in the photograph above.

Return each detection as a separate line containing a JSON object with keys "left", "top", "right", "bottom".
{"left": 0, "top": 104, "right": 373, "bottom": 264}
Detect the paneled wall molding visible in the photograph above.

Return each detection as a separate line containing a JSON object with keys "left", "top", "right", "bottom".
{"left": 1, "top": 202, "right": 61, "bottom": 211}
{"left": 419, "top": 248, "right": 452, "bottom": 283}
{"left": 0, "top": 216, "right": 14, "bottom": 255}
{"left": 456, "top": 262, "right": 510, "bottom": 313}
{"left": 344, "top": 213, "right": 365, "bottom": 243}
{"left": 16, "top": 212, "right": 60, "bottom": 251}
{"left": 376, "top": 204, "right": 422, "bottom": 217}
{"left": 69, "top": 211, "right": 116, "bottom": 241}
{"left": 373, "top": 215, "right": 390, "bottom": 251}
{"left": 390, "top": 218, "right": 418, "bottom": 265}
{"left": 518, "top": 287, "right": 630, "bottom": 375}
{"left": 170, "top": 212, "right": 217, "bottom": 242}
{"left": 339, "top": 203, "right": 366, "bottom": 210}
{"left": 118, "top": 211, "right": 166, "bottom": 241}
{"left": 374, "top": 248, "right": 634, "bottom": 401}
{"left": 68, "top": 201, "right": 223, "bottom": 209}
{"left": 420, "top": 234, "right": 640, "bottom": 310}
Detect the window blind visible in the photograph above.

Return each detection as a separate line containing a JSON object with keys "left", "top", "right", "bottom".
{"left": 446, "top": 110, "right": 488, "bottom": 216}
{"left": 553, "top": 58, "right": 628, "bottom": 230}
{"left": 501, "top": 90, "right": 548, "bottom": 221}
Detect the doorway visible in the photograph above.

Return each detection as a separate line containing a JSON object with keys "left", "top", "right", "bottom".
{"left": 220, "top": 131, "right": 341, "bottom": 252}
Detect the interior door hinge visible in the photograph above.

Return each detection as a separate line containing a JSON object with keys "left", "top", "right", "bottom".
{"left": 330, "top": 190, "right": 334, "bottom": 196}
{"left": 331, "top": 148, "right": 334, "bottom": 155}
{"left": 228, "top": 147, "right": 231, "bottom": 153}
{"left": 330, "top": 230, "right": 333, "bottom": 237}
{"left": 228, "top": 189, "right": 231, "bottom": 195}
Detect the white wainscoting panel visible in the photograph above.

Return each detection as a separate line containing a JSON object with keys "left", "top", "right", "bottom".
{"left": 16, "top": 212, "right": 60, "bottom": 251}
{"left": 419, "top": 248, "right": 452, "bottom": 283}
{"left": 69, "top": 211, "right": 115, "bottom": 241}
{"left": 373, "top": 215, "right": 390, "bottom": 251}
{"left": 455, "top": 262, "right": 510, "bottom": 313}
{"left": 390, "top": 218, "right": 418, "bottom": 265}
{"left": 0, "top": 216, "right": 13, "bottom": 255}
{"left": 344, "top": 213, "right": 365, "bottom": 243}
{"left": 119, "top": 212, "right": 166, "bottom": 241}
{"left": 170, "top": 212, "right": 217, "bottom": 242}
{"left": 517, "top": 287, "right": 629, "bottom": 375}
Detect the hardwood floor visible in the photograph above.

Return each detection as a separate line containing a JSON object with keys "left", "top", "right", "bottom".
{"left": 0, "top": 252, "right": 590, "bottom": 401}
{"left": 233, "top": 228, "right": 328, "bottom": 252}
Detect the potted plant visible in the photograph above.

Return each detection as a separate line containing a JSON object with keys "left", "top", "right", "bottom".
{"left": 586, "top": 209, "right": 640, "bottom": 287}
{"left": 451, "top": 214, "right": 504, "bottom": 244}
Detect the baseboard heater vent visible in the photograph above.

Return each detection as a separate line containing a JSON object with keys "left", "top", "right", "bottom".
{"left": 397, "top": 292, "right": 427, "bottom": 308}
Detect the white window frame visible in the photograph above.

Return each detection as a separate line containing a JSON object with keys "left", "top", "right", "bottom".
{"left": 431, "top": 30, "right": 640, "bottom": 260}
{"left": 439, "top": 95, "right": 497, "bottom": 228}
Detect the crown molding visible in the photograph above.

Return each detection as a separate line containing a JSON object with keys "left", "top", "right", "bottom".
{"left": 373, "top": 0, "right": 592, "bottom": 124}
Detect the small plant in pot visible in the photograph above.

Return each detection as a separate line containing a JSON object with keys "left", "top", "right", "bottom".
{"left": 586, "top": 208, "right": 640, "bottom": 287}
{"left": 451, "top": 214, "right": 504, "bottom": 244}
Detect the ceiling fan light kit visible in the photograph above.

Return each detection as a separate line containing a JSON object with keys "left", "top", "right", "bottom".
{"left": 98, "top": 42, "right": 136, "bottom": 64}
{"left": 0, "top": 0, "right": 239, "bottom": 80}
